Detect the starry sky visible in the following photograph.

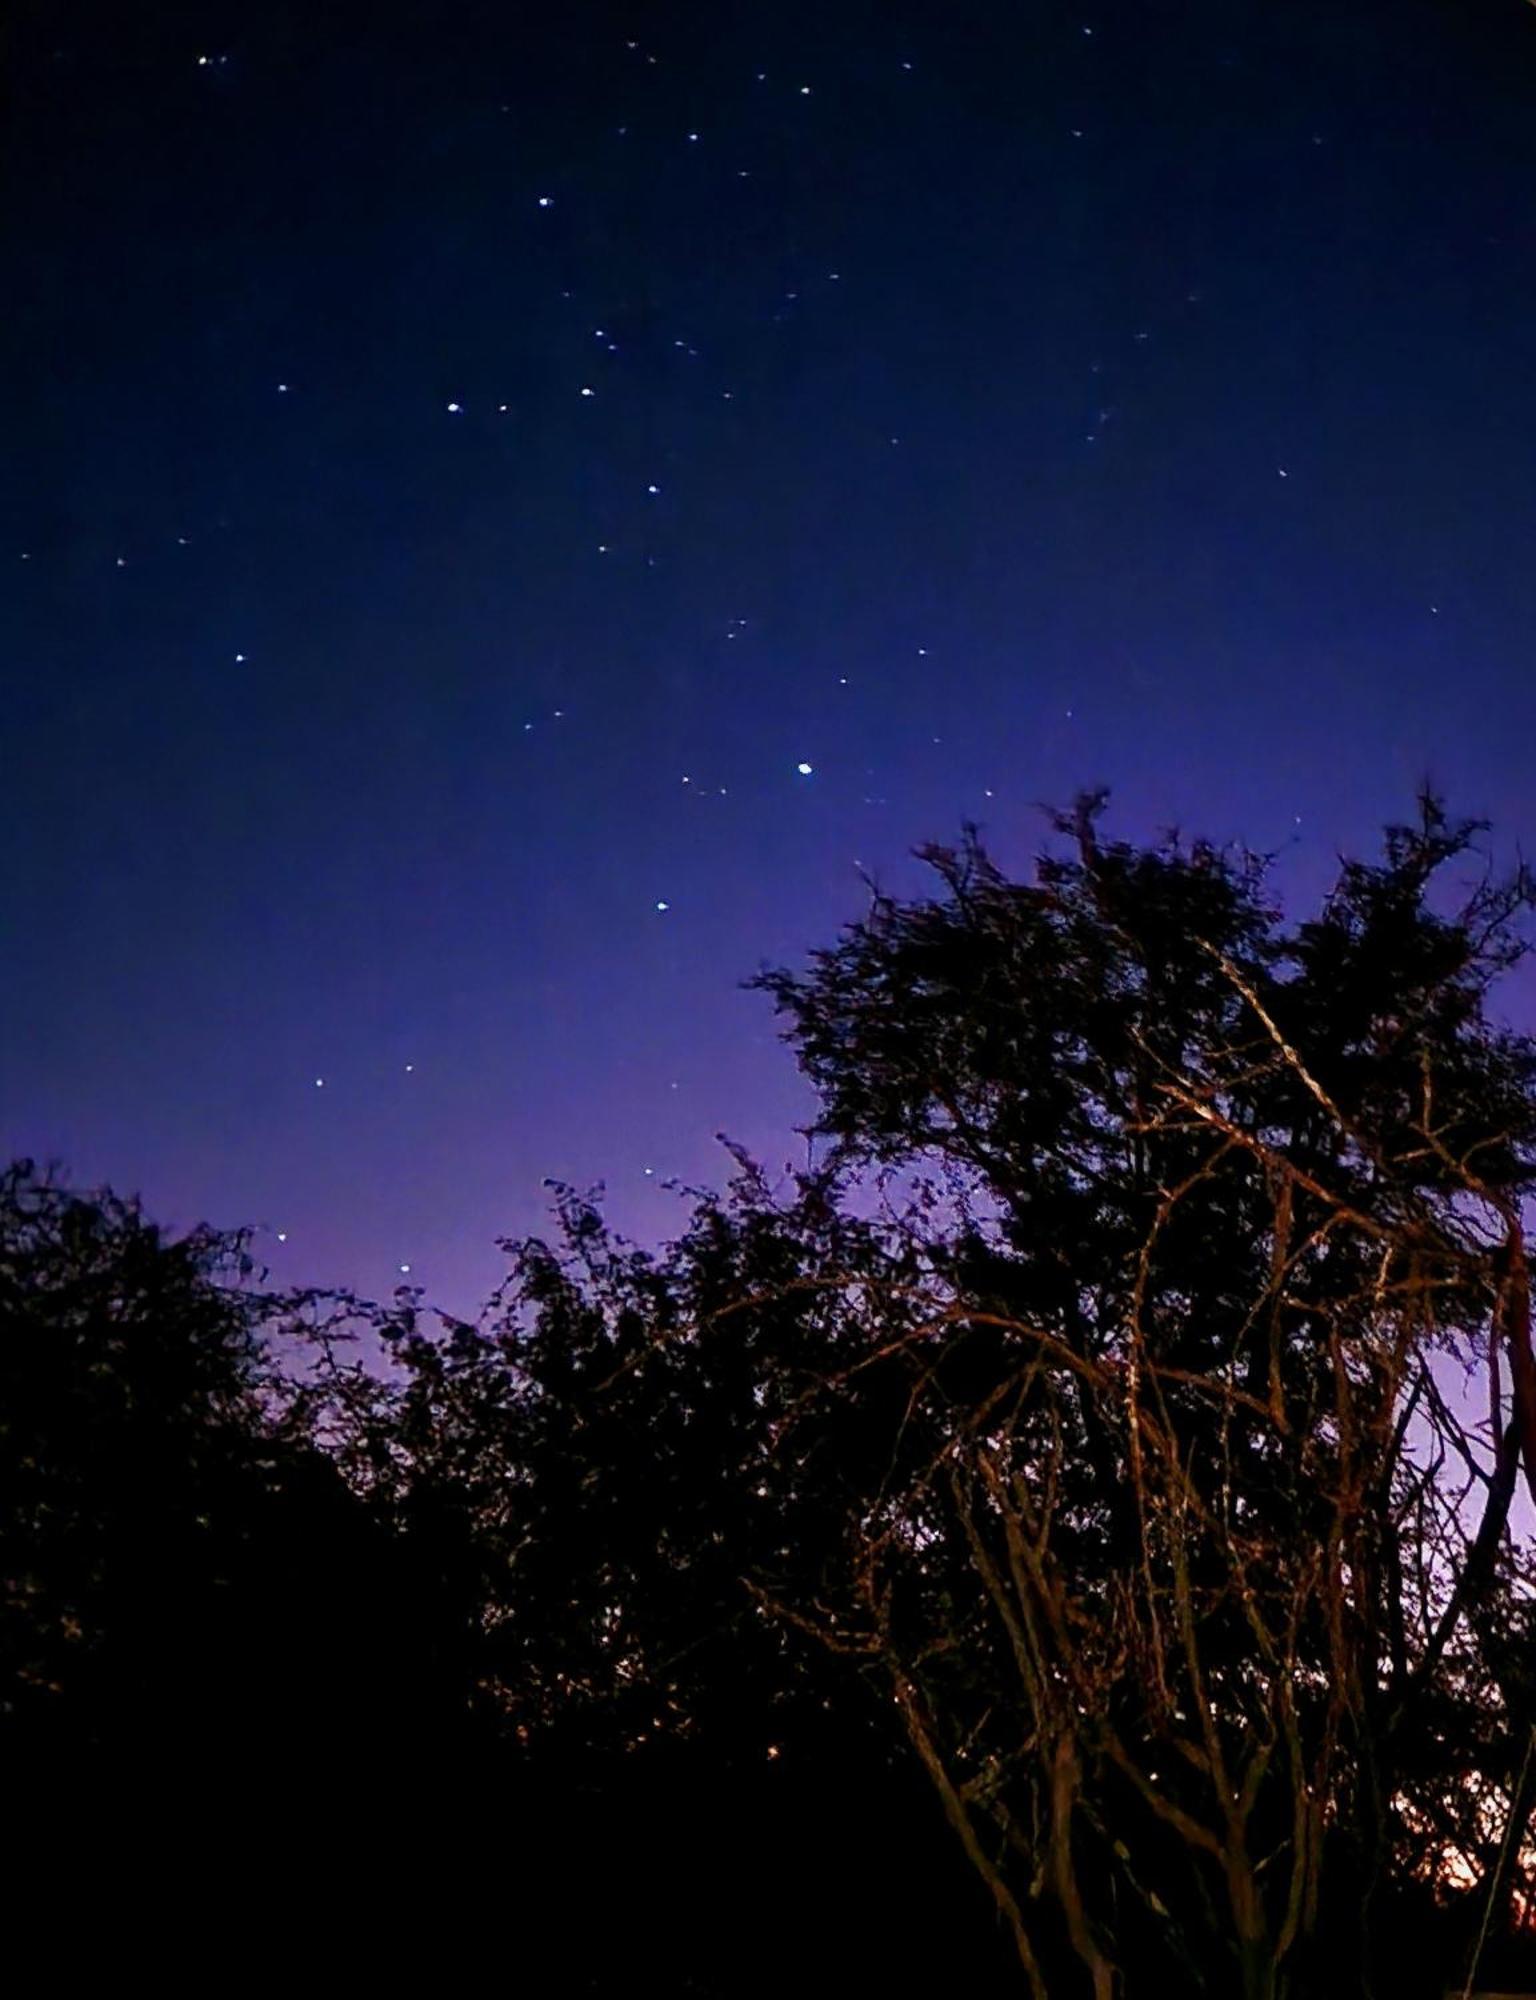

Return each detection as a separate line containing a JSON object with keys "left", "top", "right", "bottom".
{"left": 5, "top": 0, "right": 1536, "bottom": 1314}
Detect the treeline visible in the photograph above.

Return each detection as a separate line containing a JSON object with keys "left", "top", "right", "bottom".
{"left": 7, "top": 796, "right": 1536, "bottom": 1996}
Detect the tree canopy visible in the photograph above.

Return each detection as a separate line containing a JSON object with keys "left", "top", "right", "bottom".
{"left": 8, "top": 796, "right": 1536, "bottom": 1995}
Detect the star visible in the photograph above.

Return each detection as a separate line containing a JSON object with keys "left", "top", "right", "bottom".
{"left": 537, "top": 195, "right": 554, "bottom": 207}
{"left": 446, "top": 400, "right": 463, "bottom": 413}
{"left": 647, "top": 482, "right": 661, "bottom": 494}
{"left": 314, "top": 1077, "right": 325, "bottom": 1088}
{"left": 276, "top": 1231, "right": 287, "bottom": 1243}
{"left": 655, "top": 900, "right": 670, "bottom": 912}
{"left": 580, "top": 385, "right": 596, "bottom": 396}
{"left": 796, "top": 761, "right": 814, "bottom": 776}
{"left": 399, "top": 1262, "right": 412, "bottom": 1274}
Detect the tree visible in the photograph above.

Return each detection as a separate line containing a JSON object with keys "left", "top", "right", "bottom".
{"left": 745, "top": 793, "right": 1536, "bottom": 1997}
{"left": 291, "top": 1170, "right": 1020, "bottom": 1988}
{"left": 289, "top": 793, "right": 1536, "bottom": 1995}
{"left": 0, "top": 1164, "right": 445, "bottom": 1863}
{"left": 18, "top": 794, "right": 1536, "bottom": 1996}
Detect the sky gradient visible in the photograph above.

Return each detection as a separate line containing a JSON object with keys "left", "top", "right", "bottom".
{"left": 6, "top": 0, "right": 1536, "bottom": 1313}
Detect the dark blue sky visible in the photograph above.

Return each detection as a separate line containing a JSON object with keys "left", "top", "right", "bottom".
{"left": 6, "top": 0, "right": 1536, "bottom": 1312}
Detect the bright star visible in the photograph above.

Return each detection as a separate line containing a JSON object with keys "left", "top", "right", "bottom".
{"left": 796, "top": 762, "right": 814, "bottom": 776}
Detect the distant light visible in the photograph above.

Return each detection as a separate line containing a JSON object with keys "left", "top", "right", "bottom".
{"left": 687, "top": 131, "right": 699, "bottom": 142}
{"left": 799, "top": 84, "right": 812, "bottom": 95}
{"left": 446, "top": 400, "right": 462, "bottom": 413}
{"left": 314, "top": 1077, "right": 325, "bottom": 1088}
{"left": 655, "top": 899, "right": 670, "bottom": 912}
{"left": 1277, "top": 466, "right": 1289, "bottom": 478}
{"left": 234, "top": 652, "right": 246, "bottom": 663}
{"left": 276, "top": 1232, "right": 287, "bottom": 1243}
{"left": 277, "top": 383, "right": 289, "bottom": 393}
{"left": 537, "top": 195, "right": 554, "bottom": 207}
{"left": 405, "top": 1063, "right": 414, "bottom": 1073}
{"left": 399, "top": 1263, "right": 412, "bottom": 1274}
{"left": 646, "top": 482, "right": 660, "bottom": 494}
{"left": 796, "top": 761, "right": 814, "bottom": 776}
{"left": 580, "top": 385, "right": 595, "bottom": 396}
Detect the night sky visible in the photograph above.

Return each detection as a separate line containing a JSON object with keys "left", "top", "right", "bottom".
{"left": 6, "top": 0, "right": 1536, "bottom": 1314}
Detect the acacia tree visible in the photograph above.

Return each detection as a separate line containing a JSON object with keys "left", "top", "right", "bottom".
{"left": 746, "top": 795, "right": 1536, "bottom": 1998}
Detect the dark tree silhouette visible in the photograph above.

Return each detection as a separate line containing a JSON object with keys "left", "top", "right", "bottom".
{"left": 0, "top": 1164, "right": 458, "bottom": 1978}
{"left": 11, "top": 797, "right": 1536, "bottom": 1997}
{"left": 744, "top": 794, "right": 1536, "bottom": 1998}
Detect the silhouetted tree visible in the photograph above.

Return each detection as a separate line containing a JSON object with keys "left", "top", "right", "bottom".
{"left": 14, "top": 796, "right": 1536, "bottom": 1998}
{"left": 304, "top": 794, "right": 1536, "bottom": 1996}
{"left": 746, "top": 793, "right": 1536, "bottom": 1998}
{"left": 0, "top": 1161, "right": 449, "bottom": 1954}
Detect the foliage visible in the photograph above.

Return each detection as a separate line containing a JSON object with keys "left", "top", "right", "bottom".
{"left": 11, "top": 796, "right": 1536, "bottom": 1995}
